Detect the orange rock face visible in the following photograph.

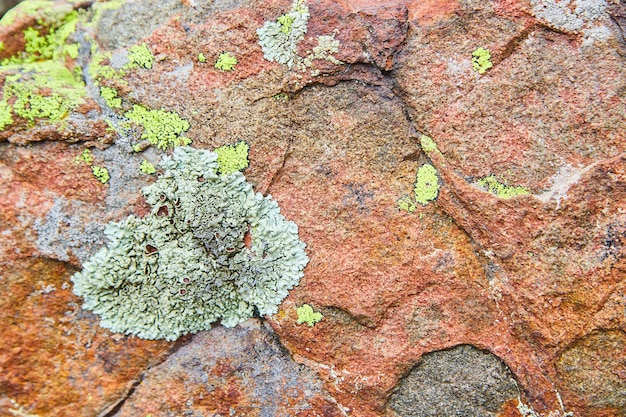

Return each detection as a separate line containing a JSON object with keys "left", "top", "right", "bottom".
{"left": 0, "top": 0, "right": 624, "bottom": 416}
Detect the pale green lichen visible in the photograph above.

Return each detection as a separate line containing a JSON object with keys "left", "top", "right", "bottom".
{"left": 472, "top": 47, "right": 493, "bottom": 74}
{"left": 124, "top": 42, "right": 154, "bottom": 70}
{"left": 476, "top": 174, "right": 529, "bottom": 198}
{"left": 299, "top": 33, "right": 342, "bottom": 74}
{"left": 420, "top": 134, "right": 439, "bottom": 153}
{"left": 91, "top": 165, "right": 110, "bottom": 183}
{"left": 214, "top": 52, "right": 237, "bottom": 71}
{"left": 139, "top": 159, "right": 156, "bottom": 174}
{"left": 257, "top": 0, "right": 310, "bottom": 68}
{"left": 414, "top": 163, "right": 439, "bottom": 205}
{"left": 215, "top": 141, "right": 249, "bottom": 175}
{"left": 72, "top": 147, "right": 309, "bottom": 341}
{"left": 0, "top": 100, "right": 13, "bottom": 130}
{"left": 100, "top": 86, "right": 121, "bottom": 109}
{"left": 125, "top": 104, "right": 191, "bottom": 150}
{"left": 197, "top": 53, "right": 206, "bottom": 63}
{"left": 296, "top": 304, "right": 322, "bottom": 327}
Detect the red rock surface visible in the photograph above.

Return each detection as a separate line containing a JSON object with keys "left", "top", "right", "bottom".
{"left": 0, "top": 0, "right": 624, "bottom": 416}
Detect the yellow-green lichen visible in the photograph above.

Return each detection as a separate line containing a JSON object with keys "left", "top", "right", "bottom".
{"left": 88, "top": 49, "right": 126, "bottom": 86}
{"left": 197, "top": 53, "right": 206, "bottom": 63}
{"left": 296, "top": 304, "right": 322, "bottom": 327}
{"left": 215, "top": 141, "right": 249, "bottom": 175}
{"left": 420, "top": 134, "right": 439, "bottom": 153}
{"left": 3, "top": 61, "right": 86, "bottom": 123}
{"left": 74, "top": 148, "right": 94, "bottom": 165}
{"left": 475, "top": 175, "right": 529, "bottom": 198}
{"left": 0, "top": 0, "right": 68, "bottom": 28}
{"left": 92, "top": 165, "right": 110, "bottom": 183}
{"left": 472, "top": 47, "right": 493, "bottom": 74}
{"left": 397, "top": 195, "right": 416, "bottom": 213}
{"left": 99, "top": 86, "right": 121, "bottom": 108}
{"left": 125, "top": 104, "right": 191, "bottom": 150}
{"left": 140, "top": 159, "right": 156, "bottom": 174}
{"left": 124, "top": 42, "right": 154, "bottom": 70}
{"left": 214, "top": 52, "right": 237, "bottom": 71}
{"left": 0, "top": 100, "right": 13, "bottom": 130}
{"left": 414, "top": 163, "right": 439, "bottom": 205}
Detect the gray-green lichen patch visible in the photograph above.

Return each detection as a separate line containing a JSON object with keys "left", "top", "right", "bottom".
{"left": 72, "top": 147, "right": 309, "bottom": 341}
{"left": 257, "top": 0, "right": 310, "bottom": 68}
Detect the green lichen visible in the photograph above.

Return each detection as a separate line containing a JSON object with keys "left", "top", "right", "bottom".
{"left": 420, "top": 134, "right": 439, "bottom": 153}
{"left": 257, "top": 0, "right": 309, "bottom": 68}
{"left": 124, "top": 42, "right": 154, "bottom": 70}
{"left": 397, "top": 195, "right": 416, "bottom": 213}
{"left": 125, "top": 104, "right": 191, "bottom": 150}
{"left": 140, "top": 159, "right": 156, "bottom": 174}
{"left": 92, "top": 165, "right": 110, "bottom": 184}
{"left": 72, "top": 147, "right": 309, "bottom": 341}
{"left": 74, "top": 148, "right": 94, "bottom": 165}
{"left": 296, "top": 304, "right": 322, "bottom": 327}
{"left": 100, "top": 86, "right": 121, "bottom": 109}
{"left": 414, "top": 163, "right": 439, "bottom": 205}
{"left": 476, "top": 174, "right": 529, "bottom": 198}
{"left": 2, "top": 61, "right": 86, "bottom": 123}
{"left": 215, "top": 141, "right": 249, "bottom": 175}
{"left": 0, "top": 0, "right": 68, "bottom": 28}
{"left": 214, "top": 52, "right": 237, "bottom": 72}
{"left": 472, "top": 47, "right": 493, "bottom": 74}
{"left": 197, "top": 53, "right": 206, "bottom": 63}
{"left": 0, "top": 100, "right": 13, "bottom": 130}
{"left": 88, "top": 49, "right": 126, "bottom": 85}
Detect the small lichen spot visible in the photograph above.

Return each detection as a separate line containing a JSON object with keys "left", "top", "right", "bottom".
{"left": 472, "top": 47, "right": 493, "bottom": 74}
{"left": 296, "top": 304, "right": 323, "bottom": 327}
{"left": 214, "top": 52, "right": 237, "bottom": 71}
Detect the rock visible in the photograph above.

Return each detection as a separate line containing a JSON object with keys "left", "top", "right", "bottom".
{"left": 0, "top": 0, "right": 624, "bottom": 416}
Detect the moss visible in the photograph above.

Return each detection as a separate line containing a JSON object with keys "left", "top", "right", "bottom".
{"left": 99, "top": 86, "right": 121, "bottom": 109}
{"left": 74, "top": 148, "right": 94, "bottom": 165}
{"left": 214, "top": 52, "right": 237, "bottom": 71}
{"left": 92, "top": 165, "right": 110, "bottom": 184}
{"left": 197, "top": 52, "right": 206, "bottom": 63}
{"left": 3, "top": 61, "right": 86, "bottom": 123}
{"left": 125, "top": 104, "right": 191, "bottom": 150}
{"left": 414, "top": 163, "right": 439, "bottom": 205}
{"left": 476, "top": 175, "right": 529, "bottom": 198}
{"left": 72, "top": 147, "right": 309, "bottom": 341}
{"left": 215, "top": 141, "right": 249, "bottom": 175}
{"left": 420, "top": 134, "right": 439, "bottom": 153}
{"left": 124, "top": 42, "right": 154, "bottom": 70}
{"left": 139, "top": 159, "right": 156, "bottom": 174}
{"left": 296, "top": 304, "right": 322, "bottom": 327}
{"left": 472, "top": 47, "right": 493, "bottom": 74}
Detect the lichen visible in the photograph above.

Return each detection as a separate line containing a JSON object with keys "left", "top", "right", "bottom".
{"left": 125, "top": 104, "right": 191, "bottom": 150}
{"left": 0, "top": 0, "right": 69, "bottom": 28}
{"left": 72, "top": 147, "right": 309, "bottom": 341}
{"left": 214, "top": 52, "right": 237, "bottom": 71}
{"left": 420, "top": 134, "right": 439, "bottom": 153}
{"left": 124, "top": 42, "right": 154, "bottom": 70}
{"left": 296, "top": 304, "right": 322, "bottom": 327}
{"left": 472, "top": 47, "right": 493, "bottom": 74}
{"left": 74, "top": 148, "right": 94, "bottom": 165}
{"left": 88, "top": 48, "right": 126, "bottom": 86}
{"left": 215, "top": 141, "right": 249, "bottom": 175}
{"left": 397, "top": 195, "right": 416, "bottom": 213}
{"left": 475, "top": 175, "right": 529, "bottom": 198}
{"left": 257, "top": 0, "right": 310, "bottom": 68}
{"left": 140, "top": 159, "right": 156, "bottom": 174}
{"left": 100, "top": 86, "right": 121, "bottom": 109}
{"left": 197, "top": 53, "right": 206, "bottom": 63}
{"left": 91, "top": 165, "right": 110, "bottom": 184}
{"left": 414, "top": 164, "right": 439, "bottom": 205}
{"left": 0, "top": 99, "right": 13, "bottom": 130}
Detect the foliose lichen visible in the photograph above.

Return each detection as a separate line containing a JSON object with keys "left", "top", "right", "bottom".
{"left": 214, "top": 52, "right": 237, "bottom": 71}
{"left": 72, "top": 146, "right": 309, "bottom": 341}
{"left": 197, "top": 52, "right": 206, "bottom": 63}
{"left": 99, "top": 86, "right": 121, "bottom": 109}
{"left": 257, "top": 0, "right": 310, "bottom": 68}
{"left": 296, "top": 304, "right": 323, "bottom": 327}
{"left": 414, "top": 163, "right": 439, "bottom": 205}
{"left": 472, "top": 47, "right": 493, "bottom": 74}
{"left": 124, "top": 42, "right": 154, "bottom": 70}
{"left": 139, "top": 159, "right": 156, "bottom": 174}
{"left": 475, "top": 175, "right": 529, "bottom": 198}
{"left": 91, "top": 165, "right": 110, "bottom": 184}
{"left": 215, "top": 141, "right": 249, "bottom": 175}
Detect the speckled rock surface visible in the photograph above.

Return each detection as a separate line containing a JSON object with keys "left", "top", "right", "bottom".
{"left": 0, "top": 0, "right": 624, "bottom": 416}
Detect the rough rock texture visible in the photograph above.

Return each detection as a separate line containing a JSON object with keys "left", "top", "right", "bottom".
{"left": 0, "top": 0, "right": 624, "bottom": 416}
